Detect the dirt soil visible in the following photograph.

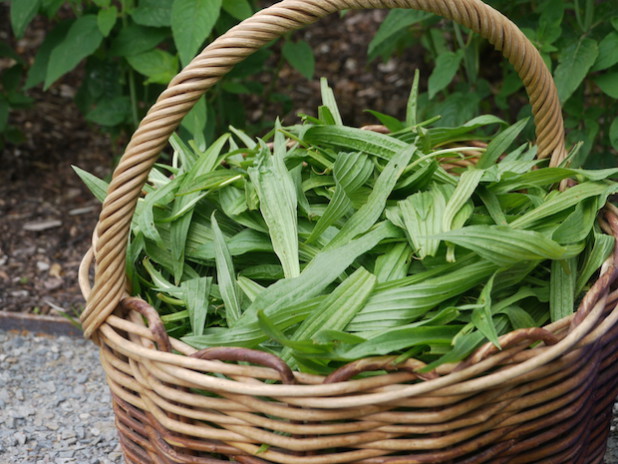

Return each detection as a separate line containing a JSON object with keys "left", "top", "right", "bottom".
{"left": 1, "top": 8, "right": 429, "bottom": 318}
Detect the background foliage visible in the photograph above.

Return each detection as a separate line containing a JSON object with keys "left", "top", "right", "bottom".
{"left": 368, "top": 0, "right": 618, "bottom": 167}
{"left": 2, "top": 0, "right": 617, "bottom": 167}
{"left": 2, "top": 0, "right": 316, "bottom": 149}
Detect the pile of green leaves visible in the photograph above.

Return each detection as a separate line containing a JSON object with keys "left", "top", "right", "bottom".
{"left": 78, "top": 78, "right": 617, "bottom": 375}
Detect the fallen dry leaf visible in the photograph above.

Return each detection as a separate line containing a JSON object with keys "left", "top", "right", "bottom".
{"left": 49, "top": 263, "right": 62, "bottom": 278}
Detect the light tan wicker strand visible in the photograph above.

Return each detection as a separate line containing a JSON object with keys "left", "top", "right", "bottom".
{"left": 80, "top": 0, "right": 567, "bottom": 339}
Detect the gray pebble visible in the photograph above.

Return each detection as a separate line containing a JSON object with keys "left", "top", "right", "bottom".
{"left": 44, "top": 380, "right": 57, "bottom": 393}
{"left": 4, "top": 416, "right": 16, "bottom": 429}
{"left": 14, "top": 388, "right": 25, "bottom": 401}
{"left": 57, "top": 449, "right": 76, "bottom": 458}
{"left": 14, "top": 431, "right": 27, "bottom": 445}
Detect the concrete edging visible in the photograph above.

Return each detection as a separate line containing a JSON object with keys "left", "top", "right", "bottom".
{"left": 0, "top": 311, "right": 83, "bottom": 337}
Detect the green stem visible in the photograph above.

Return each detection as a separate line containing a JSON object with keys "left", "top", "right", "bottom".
{"left": 119, "top": 0, "right": 138, "bottom": 128}
{"left": 453, "top": 23, "right": 466, "bottom": 50}
{"left": 128, "top": 67, "right": 139, "bottom": 129}
{"left": 584, "top": 0, "right": 594, "bottom": 31}
{"left": 453, "top": 23, "right": 478, "bottom": 85}
{"left": 120, "top": 0, "right": 134, "bottom": 13}
{"left": 574, "top": 0, "right": 585, "bottom": 32}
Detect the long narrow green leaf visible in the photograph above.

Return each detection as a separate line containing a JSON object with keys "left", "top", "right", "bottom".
{"left": 292, "top": 267, "right": 376, "bottom": 342}
{"left": 141, "top": 257, "right": 184, "bottom": 298}
{"left": 257, "top": 310, "right": 332, "bottom": 355}
{"left": 499, "top": 305, "right": 537, "bottom": 330}
{"left": 366, "top": 110, "right": 404, "bottom": 132}
{"left": 374, "top": 242, "right": 411, "bottom": 282}
{"left": 183, "top": 297, "right": 323, "bottom": 348}
{"left": 422, "top": 316, "right": 511, "bottom": 371}
{"left": 491, "top": 287, "right": 540, "bottom": 313}
{"left": 191, "top": 228, "right": 272, "bottom": 260}
{"left": 320, "top": 78, "right": 343, "bottom": 125}
{"left": 211, "top": 213, "right": 242, "bottom": 326}
{"left": 291, "top": 163, "right": 312, "bottom": 218}
{"left": 219, "top": 186, "right": 248, "bottom": 217}
{"left": 443, "top": 169, "right": 484, "bottom": 231}
{"left": 178, "top": 170, "right": 243, "bottom": 195}
{"left": 490, "top": 167, "right": 575, "bottom": 194}
{"left": 237, "top": 276, "right": 265, "bottom": 302}
{"left": 229, "top": 126, "right": 257, "bottom": 149}
{"left": 302, "top": 125, "right": 456, "bottom": 184}
{"left": 281, "top": 267, "right": 377, "bottom": 363}
{"left": 406, "top": 69, "right": 420, "bottom": 127}
{"left": 335, "top": 152, "right": 374, "bottom": 194}
{"left": 576, "top": 233, "right": 615, "bottom": 294}
{"left": 181, "top": 277, "right": 212, "bottom": 336}
{"left": 471, "top": 274, "right": 500, "bottom": 348}
{"left": 169, "top": 211, "right": 194, "bottom": 283}
{"left": 477, "top": 118, "right": 528, "bottom": 168}
{"left": 510, "top": 182, "right": 615, "bottom": 229}
{"left": 335, "top": 326, "right": 461, "bottom": 361}
{"left": 436, "top": 225, "right": 569, "bottom": 266}
{"left": 490, "top": 166, "right": 618, "bottom": 194}
{"left": 169, "top": 135, "right": 231, "bottom": 281}
{"left": 248, "top": 138, "right": 299, "bottom": 278}
{"left": 551, "top": 198, "right": 599, "bottom": 244}
{"left": 307, "top": 187, "right": 352, "bottom": 243}
{"left": 327, "top": 146, "right": 414, "bottom": 248}
{"left": 424, "top": 115, "right": 505, "bottom": 147}
{"left": 137, "top": 177, "right": 179, "bottom": 244}
{"left": 188, "top": 133, "right": 230, "bottom": 175}
{"left": 477, "top": 187, "right": 507, "bottom": 225}
{"left": 550, "top": 257, "right": 577, "bottom": 322}
{"left": 348, "top": 260, "right": 496, "bottom": 331}
{"left": 170, "top": 133, "right": 197, "bottom": 169}
{"left": 307, "top": 152, "right": 372, "bottom": 242}
{"left": 303, "top": 125, "right": 408, "bottom": 160}
{"left": 398, "top": 187, "right": 446, "bottom": 258}
{"left": 72, "top": 166, "right": 109, "bottom": 202}
{"left": 238, "top": 221, "right": 400, "bottom": 324}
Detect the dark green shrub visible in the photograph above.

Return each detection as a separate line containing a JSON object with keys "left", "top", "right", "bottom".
{"left": 368, "top": 1, "right": 618, "bottom": 167}
{"left": 5, "top": 0, "right": 317, "bottom": 146}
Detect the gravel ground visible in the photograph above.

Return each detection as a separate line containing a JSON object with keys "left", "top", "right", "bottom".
{"left": 0, "top": 329, "right": 122, "bottom": 464}
{"left": 0, "top": 328, "right": 616, "bottom": 464}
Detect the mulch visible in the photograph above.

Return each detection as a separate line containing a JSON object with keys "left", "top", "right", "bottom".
{"left": 0, "top": 84, "right": 112, "bottom": 318}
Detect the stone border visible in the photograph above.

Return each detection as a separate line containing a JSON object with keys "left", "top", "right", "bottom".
{"left": 0, "top": 311, "right": 82, "bottom": 337}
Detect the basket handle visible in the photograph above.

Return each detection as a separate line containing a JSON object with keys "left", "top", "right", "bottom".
{"left": 80, "top": 0, "right": 566, "bottom": 339}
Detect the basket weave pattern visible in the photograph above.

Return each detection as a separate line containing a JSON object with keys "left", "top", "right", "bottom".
{"left": 78, "top": 0, "right": 618, "bottom": 462}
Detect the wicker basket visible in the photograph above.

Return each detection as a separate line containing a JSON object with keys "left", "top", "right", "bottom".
{"left": 78, "top": 0, "right": 618, "bottom": 462}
